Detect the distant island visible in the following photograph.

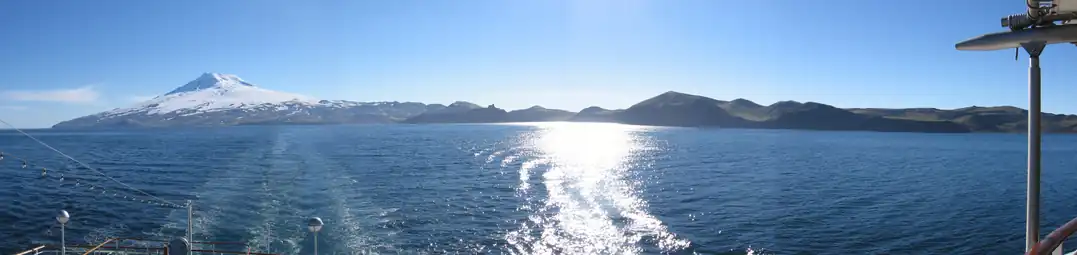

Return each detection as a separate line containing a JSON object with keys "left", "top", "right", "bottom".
{"left": 52, "top": 73, "right": 1076, "bottom": 133}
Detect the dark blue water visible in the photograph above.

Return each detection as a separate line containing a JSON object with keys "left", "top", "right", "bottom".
{"left": 1, "top": 123, "right": 1075, "bottom": 254}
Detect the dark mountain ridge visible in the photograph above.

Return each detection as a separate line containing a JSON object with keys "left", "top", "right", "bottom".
{"left": 852, "top": 106, "right": 1077, "bottom": 133}
{"left": 617, "top": 91, "right": 746, "bottom": 127}
{"left": 51, "top": 73, "right": 1071, "bottom": 133}
{"left": 506, "top": 106, "right": 575, "bottom": 122}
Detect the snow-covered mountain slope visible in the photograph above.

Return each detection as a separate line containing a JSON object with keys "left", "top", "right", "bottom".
{"left": 53, "top": 73, "right": 433, "bottom": 128}
{"left": 103, "top": 73, "right": 318, "bottom": 118}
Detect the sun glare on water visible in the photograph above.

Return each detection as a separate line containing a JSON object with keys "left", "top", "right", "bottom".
{"left": 505, "top": 122, "right": 691, "bottom": 254}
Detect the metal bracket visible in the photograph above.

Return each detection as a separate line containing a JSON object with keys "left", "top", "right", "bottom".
{"left": 1022, "top": 41, "right": 1048, "bottom": 57}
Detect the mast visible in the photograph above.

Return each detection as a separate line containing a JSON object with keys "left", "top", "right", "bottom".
{"left": 956, "top": 1, "right": 1077, "bottom": 252}
{"left": 1023, "top": 42, "right": 1045, "bottom": 250}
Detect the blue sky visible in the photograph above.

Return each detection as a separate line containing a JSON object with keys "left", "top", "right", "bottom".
{"left": 1, "top": 0, "right": 1075, "bottom": 128}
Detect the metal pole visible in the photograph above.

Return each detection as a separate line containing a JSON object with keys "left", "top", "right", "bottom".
{"left": 1023, "top": 42, "right": 1046, "bottom": 251}
{"left": 61, "top": 223, "right": 65, "bottom": 255}
{"left": 314, "top": 232, "right": 318, "bottom": 255}
{"left": 187, "top": 200, "right": 194, "bottom": 252}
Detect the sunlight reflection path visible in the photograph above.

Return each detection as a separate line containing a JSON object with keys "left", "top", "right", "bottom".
{"left": 506, "top": 123, "right": 690, "bottom": 254}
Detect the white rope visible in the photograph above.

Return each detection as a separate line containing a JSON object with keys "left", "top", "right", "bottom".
{"left": 0, "top": 118, "right": 182, "bottom": 208}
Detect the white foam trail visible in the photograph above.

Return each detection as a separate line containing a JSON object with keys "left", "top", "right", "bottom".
{"left": 473, "top": 147, "right": 492, "bottom": 157}
{"left": 293, "top": 137, "right": 395, "bottom": 254}
{"left": 501, "top": 155, "right": 518, "bottom": 167}
{"left": 331, "top": 193, "right": 371, "bottom": 253}
{"left": 516, "top": 158, "right": 547, "bottom": 194}
{"left": 150, "top": 164, "right": 239, "bottom": 243}
{"left": 245, "top": 136, "right": 292, "bottom": 251}
{"left": 321, "top": 177, "right": 399, "bottom": 254}
{"left": 245, "top": 134, "right": 303, "bottom": 253}
{"left": 146, "top": 131, "right": 304, "bottom": 254}
{"left": 245, "top": 174, "right": 306, "bottom": 254}
{"left": 329, "top": 176, "right": 400, "bottom": 254}
{"left": 85, "top": 223, "right": 130, "bottom": 245}
{"left": 191, "top": 172, "right": 253, "bottom": 248}
{"left": 486, "top": 150, "right": 505, "bottom": 164}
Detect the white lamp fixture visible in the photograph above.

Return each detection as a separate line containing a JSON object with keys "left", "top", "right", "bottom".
{"left": 307, "top": 217, "right": 323, "bottom": 233}
{"left": 56, "top": 210, "right": 69, "bottom": 224}
{"left": 308, "top": 217, "right": 323, "bottom": 255}
{"left": 57, "top": 210, "right": 69, "bottom": 255}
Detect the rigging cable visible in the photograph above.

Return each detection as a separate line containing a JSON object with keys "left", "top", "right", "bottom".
{"left": 0, "top": 118, "right": 183, "bottom": 208}
{"left": 0, "top": 151, "right": 182, "bottom": 209}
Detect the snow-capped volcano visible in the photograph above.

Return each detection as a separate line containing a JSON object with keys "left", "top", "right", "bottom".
{"left": 165, "top": 72, "right": 258, "bottom": 95}
{"left": 53, "top": 73, "right": 433, "bottom": 128}
{"left": 165, "top": 73, "right": 256, "bottom": 95}
{"left": 109, "top": 73, "right": 316, "bottom": 116}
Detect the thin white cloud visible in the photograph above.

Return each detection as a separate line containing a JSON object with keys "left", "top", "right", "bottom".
{"left": 128, "top": 95, "right": 156, "bottom": 102}
{"left": 0, "top": 105, "right": 27, "bottom": 111}
{"left": 2, "top": 86, "right": 100, "bottom": 103}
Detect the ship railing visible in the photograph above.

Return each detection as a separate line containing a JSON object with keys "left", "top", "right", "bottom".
{"left": 13, "top": 245, "right": 46, "bottom": 255}
{"left": 190, "top": 240, "right": 276, "bottom": 255}
{"left": 14, "top": 246, "right": 162, "bottom": 255}
{"left": 78, "top": 237, "right": 164, "bottom": 255}
{"left": 13, "top": 237, "right": 278, "bottom": 255}
{"left": 1026, "top": 216, "right": 1077, "bottom": 255}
